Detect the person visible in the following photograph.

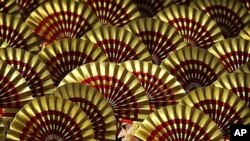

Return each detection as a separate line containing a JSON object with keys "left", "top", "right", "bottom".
{"left": 117, "top": 119, "right": 141, "bottom": 141}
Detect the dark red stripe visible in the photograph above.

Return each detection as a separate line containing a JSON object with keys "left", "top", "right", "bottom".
{"left": 231, "top": 87, "right": 250, "bottom": 107}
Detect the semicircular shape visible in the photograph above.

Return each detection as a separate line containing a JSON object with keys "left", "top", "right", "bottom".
{"left": 81, "top": 26, "right": 151, "bottom": 63}
{"left": 60, "top": 62, "right": 151, "bottom": 121}
{"left": 213, "top": 72, "right": 250, "bottom": 108}
{"left": 120, "top": 60, "right": 186, "bottom": 109}
{"left": 208, "top": 38, "right": 250, "bottom": 73}
{"left": 80, "top": 0, "right": 141, "bottom": 26}
{"left": 154, "top": 5, "right": 224, "bottom": 49}
{"left": 6, "top": 95, "right": 95, "bottom": 140}
{"left": 134, "top": 105, "right": 224, "bottom": 141}
{"left": 25, "top": 0, "right": 101, "bottom": 44}
{"left": 161, "top": 47, "right": 227, "bottom": 93}
{"left": 123, "top": 18, "right": 187, "bottom": 65}
{"left": 239, "top": 24, "right": 250, "bottom": 40}
{"left": 190, "top": 0, "right": 250, "bottom": 38}
{"left": 0, "top": 13, "right": 39, "bottom": 53}
{"left": 52, "top": 83, "right": 117, "bottom": 140}
{"left": 0, "top": 48, "right": 55, "bottom": 98}
{"left": 0, "top": 0, "right": 20, "bottom": 16}
{"left": 179, "top": 86, "right": 250, "bottom": 139}
{"left": 235, "top": 62, "right": 250, "bottom": 73}
{"left": 38, "top": 38, "right": 109, "bottom": 86}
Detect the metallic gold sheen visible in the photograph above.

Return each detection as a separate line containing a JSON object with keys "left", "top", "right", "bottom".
{"left": 235, "top": 62, "right": 250, "bottom": 73}
{"left": 239, "top": 24, "right": 250, "bottom": 40}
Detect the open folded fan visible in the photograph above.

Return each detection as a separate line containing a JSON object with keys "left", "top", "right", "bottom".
{"left": 161, "top": 47, "right": 227, "bottom": 93}
{"left": 154, "top": 5, "right": 224, "bottom": 49}
{"left": 0, "top": 13, "right": 39, "bottom": 53}
{"left": 6, "top": 95, "right": 95, "bottom": 140}
{"left": 123, "top": 18, "right": 187, "bottom": 65}
{"left": 80, "top": 0, "right": 141, "bottom": 26}
{"left": 239, "top": 24, "right": 250, "bottom": 40}
{"left": 52, "top": 83, "right": 117, "bottom": 141}
{"left": 190, "top": 0, "right": 250, "bottom": 38}
{"left": 60, "top": 62, "right": 151, "bottom": 121}
{"left": 179, "top": 86, "right": 250, "bottom": 139}
{"left": 120, "top": 60, "right": 186, "bottom": 109}
{"left": 235, "top": 62, "right": 250, "bottom": 73}
{"left": 134, "top": 105, "right": 224, "bottom": 141}
{"left": 38, "top": 38, "right": 109, "bottom": 86}
{"left": 0, "top": 48, "right": 54, "bottom": 98}
{"left": 213, "top": 72, "right": 250, "bottom": 108}
{"left": 81, "top": 26, "right": 151, "bottom": 63}
{"left": 0, "top": 0, "right": 20, "bottom": 16}
{"left": 208, "top": 38, "right": 250, "bottom": 73}
{"left": 25, "top": 0, "right": 101, "bottom": 44}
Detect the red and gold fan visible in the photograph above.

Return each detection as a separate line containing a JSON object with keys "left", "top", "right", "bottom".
{"left": 179, "top": 86, "right": 250, "bottom": 140}
{"left": 0, "top": 48, "right": 55, "bottom": 98}
{"left": 6, "top": 95, "right": 95, "bottom": 140}
{"left": 0, "top": 0, "right": 20, "bottom": 16}
{"left": 0, "top": 13, "right": 39, "bottom": 53}
{"left": 235, "top": 62, "right": 250, "bottom": 73}
{"left": 190, "top": 0, "right": 250, "bottom": 38}
{"left": 38, "top": 38, "right": 109, "bottom": 86}
{"left": 134, "top": 105, "right": 224, "bottom": 141}
{"left": 208, "top": 38, "right": 250, "bottom": 73}
{"left": 25, "top": 0, "right": 101, "bottom": 44}
{"left": 123, "top": 18, "right": 187, "bottom": 65}
{"left": 239, "top": 24, "right": 250, "bottom": 40}
{"left": 79, "top": 0, "right": 141, "bottom": 26}
{"left": 161, "top": 47, "right": 227, "bottom": 93}
{"left": 213, "top": 72, "right": 250, "bottom": 108}
{"left": 82, "top": 26, "right": 151, "bottom": 63}
{"left": 60, "top": 62, "right": 151, "bottom": 121}
{"left": 52, "top": 83, "right": 117, "bottom": 140}
{"left": 0, "top": 60, "right": 33, "bottom": 129}
{"left": 154, "top": 5, "right": 224, "bottom": 49}
{"left": 120, "top": 60, "right": 186, "bottom": 109}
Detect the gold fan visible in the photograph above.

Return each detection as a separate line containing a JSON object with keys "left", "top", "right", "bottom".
{"left": 161, "top": 47, "right": 227, "bottom": 93}
{"left": 208, "top": 38, "right": 250, "bottom": 73}
{"left": 60, "top": 62, "right": 151, "bottom": 121}
{"left": 38, "top": 38, "right": 109, "bottom": 86}
{"left": 239, "top": 24, "right": 250, "bottom": 40}
{"left": 79, "top": 0, "right": 141, "bottom": 26}
{"left": 0, "top": 0, "right": 20, "bottom": 16}
{"left": 81, "top": 26, "right": 151, "bottom": 63}
{"left": 213, "top": 72, "right": 250, "bottom": 108}
{"left": 190, "top": 0, "right": 250, "bottom": 38}
{"left": 179, "top": 86, "right": 250, "bottom": 139}
{"left": 52, "top": 83, "right": 117, "bottom": 140}
{"left": 134, "top": 105, "right": 224, "bottom": 141}
{"left": 120, "top": 60, "right": 186, "bottom": 109}
{"left": 0, "top": 48, "right": 55, "bottom": 98}
{"left": 26, "top": 0, "right": 101, "bottom": 44}
{"left": 154, "top": 5, "right": 224, "bottom": 49}
{"left": 6, "top": 95, "right": 95, "bottom": 140}
{"left": 235, "top": 62, "right": 250, "bottom": 73}
{"left": 0, "top": 13, "right": 39, "bottom": 53}
{"left": 123, "top": 18, "right": 187, "bottom": 65}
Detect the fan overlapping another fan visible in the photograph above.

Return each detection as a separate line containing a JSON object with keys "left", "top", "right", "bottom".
{"left": 154, "top": 5, "right": 224, "bottom": 49}
{"left": 38, "top": 38, "right": 109, "bottom": 86}
{"left": 123, "top": 18, "right": 187, "bottom": 65}
{"left": 6, "top": 95, "right": 95, "bottom": 140}
{"left": 120, "top": 60, "right": 186, "bottom": 109}
{"left": 79, "top": 0, "right": 141, "bottom": 26}
{"left": 81, "top": 26, "right": 151, "bottom": 63}
{"left": 190, "top": 0, "right": 250, "bottom": 38}
{"left": 161, "top": 47, "right": 227, "bottom": 93}
{"left": 208, "top": 38, "right": 250, "bottom": 73}
{"left": 213, "top": 72, "right": 250, "bottom": 108}
{"left": 0, "top": 48, "right": 54, "bottom": 98}
{"left": 0, "top": 13, "right": 39, "bottom": 53}
{"left": 60, "top": 62, "right": 151, "bottom": 121}
{"left": 235, "top": 62, "right": 250, "bottom": 73}
{"left": 52, "top": 83, "right": 117, "bottom": 141}
{"left": 239, "top": 24, "right": 250, "bottom": 40}
{"left": 25, "top": 0, "right": 101, "bottom": 44}
{"left": 179, "top": 86, "right": 250, "bottom": 139}
{"left": 134, "top": 105, "right": 224, "bottom": 141}
{"left": 0, "top": 0, "right": 20, "bottom": 16}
